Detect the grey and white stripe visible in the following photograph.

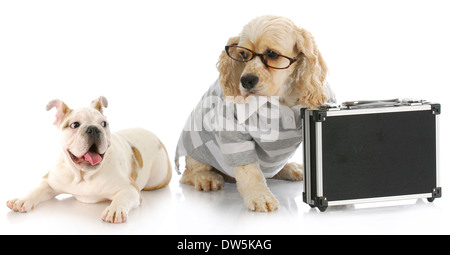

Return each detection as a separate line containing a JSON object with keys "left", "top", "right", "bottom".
{"left": 175, "top": 79, "right": 335, "bottom": 178}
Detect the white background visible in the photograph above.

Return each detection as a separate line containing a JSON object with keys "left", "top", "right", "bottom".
{"left": 0, "top": 0, "right": 449, "bottom": 234}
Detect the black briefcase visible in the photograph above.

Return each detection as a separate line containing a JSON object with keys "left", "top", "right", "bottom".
{"left": 301, "top": 99, "right": 441, "bottom": 212}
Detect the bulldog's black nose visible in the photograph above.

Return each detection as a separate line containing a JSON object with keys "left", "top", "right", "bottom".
{"left": 86, "top": 126, "right": 100, "bottom": 137}
{"left": 241, "top": 74, "right": 259, "bottom": 90}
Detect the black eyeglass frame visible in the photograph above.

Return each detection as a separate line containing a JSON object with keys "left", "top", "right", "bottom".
{"left": 225, "top": 44, "right": 302, "bottom": 70}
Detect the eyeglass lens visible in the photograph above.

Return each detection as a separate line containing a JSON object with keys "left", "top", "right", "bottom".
{"left": 227, "top": 46, "right": 292, "bottom": 69}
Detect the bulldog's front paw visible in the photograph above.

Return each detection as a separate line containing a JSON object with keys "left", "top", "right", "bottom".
{"left": 102, "top": 205, "right": 128, "bottom": 224}
{"left": 6, "top": 198, "right": 36, "bottom": 213}
{"left": 242, "top": 187, "right": 279, "bottom": 212}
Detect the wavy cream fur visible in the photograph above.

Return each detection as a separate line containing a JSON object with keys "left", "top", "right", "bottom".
{"left": 217, "top": 15, "right": 328, "bottom": 107}
{"left": 184, "top": 16, "right": 324, "bottom": 212}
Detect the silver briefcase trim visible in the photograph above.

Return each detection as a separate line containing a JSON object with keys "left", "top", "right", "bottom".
{"left": 326, "top": 104, "right": 432, "bottom": 117}
{"left": 327, "top": 193, "right": 432, "bottom": 206}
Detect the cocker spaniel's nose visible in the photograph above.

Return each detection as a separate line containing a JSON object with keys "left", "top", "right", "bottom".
{"left": 240, "top": 74, "right": 259, "bottom": 89}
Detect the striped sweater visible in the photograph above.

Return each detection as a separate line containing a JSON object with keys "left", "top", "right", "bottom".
{"left": 175, "top": 79, "right": 335, "bottom": 178}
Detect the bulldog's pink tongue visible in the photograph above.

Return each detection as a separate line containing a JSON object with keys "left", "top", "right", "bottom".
{"left": 84, "top": 152, "right": 102, "bottom": 165}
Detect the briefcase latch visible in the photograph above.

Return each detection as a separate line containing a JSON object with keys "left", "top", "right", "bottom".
{"left": 317, "top": 103, "right": 341, "bottom": 111}
{"left": 400, "top": 98, "right": 426, "bottom": 106}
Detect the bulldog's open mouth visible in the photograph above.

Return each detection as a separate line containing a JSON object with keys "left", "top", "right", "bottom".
{"left": 69, "top": 144, "right": 105, "bottom": 166}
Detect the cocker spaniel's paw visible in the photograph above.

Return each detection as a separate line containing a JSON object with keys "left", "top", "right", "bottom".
{"left": 193, "top": 171, "right": 225, "bottom": 191}
{"left": 242, "top": 187, "right": 279, "bottom": 212}
{"left": 273, "top": 162, "right": 303, "bottom": 181}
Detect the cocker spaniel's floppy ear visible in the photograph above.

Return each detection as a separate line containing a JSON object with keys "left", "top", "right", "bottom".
{"left": 291, "top": 28, "right": 328, "bottom": 108}
{"left": 217, "top": 36, "right": 245, "bottom": 98}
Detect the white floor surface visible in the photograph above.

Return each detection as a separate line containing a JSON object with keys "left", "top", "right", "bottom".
{"left": 2, "top": 173, "right": 449, "bottom": 235}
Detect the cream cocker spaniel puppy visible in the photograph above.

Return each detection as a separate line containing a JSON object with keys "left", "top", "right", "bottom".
{"left": 175, "top": 15, "right": 335, "bottom": 212}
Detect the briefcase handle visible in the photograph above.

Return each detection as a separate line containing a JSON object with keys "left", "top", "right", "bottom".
{"left": 342, "top": 99, "right": 399, "bottom": 108}
{"left": 341, "top": 98, "right": 426, "bottom": 109}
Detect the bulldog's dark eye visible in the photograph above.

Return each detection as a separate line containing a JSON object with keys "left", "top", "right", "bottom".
{"left": 70, "top": 122, "right": 80, "bottom": 129}
{"left": 101, "top": 121, "right": 107, "bottom": 127}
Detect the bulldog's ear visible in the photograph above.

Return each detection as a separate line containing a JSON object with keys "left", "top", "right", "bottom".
{"left": 90, "top": 96, "right": 108, "bottom": 114}
{"left": 46, "top": 99, "right": 72, "bottom": 126}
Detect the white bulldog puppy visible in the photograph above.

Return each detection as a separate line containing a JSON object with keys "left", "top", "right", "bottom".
{"left": 6, "top": 96, "right": 172, "bottom": 223}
